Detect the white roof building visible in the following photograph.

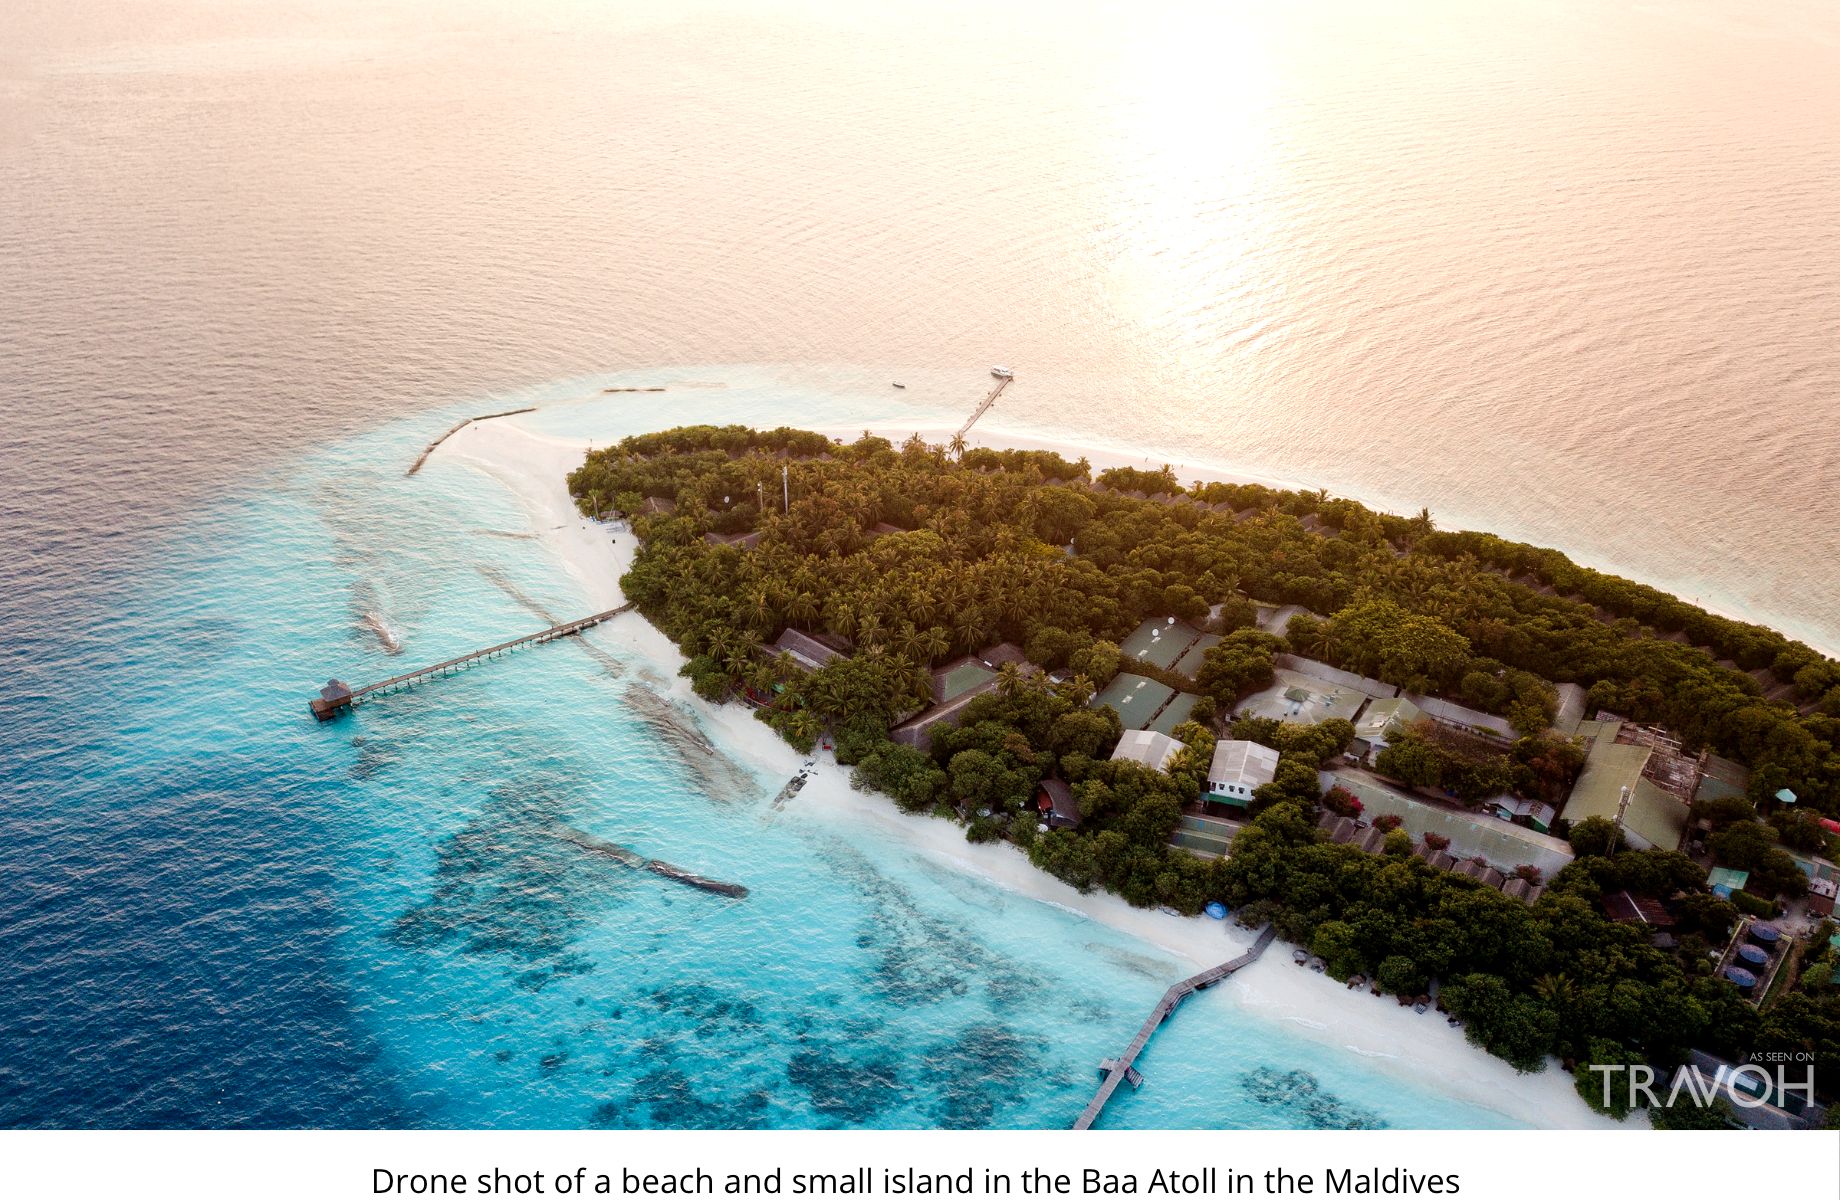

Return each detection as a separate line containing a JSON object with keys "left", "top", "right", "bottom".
{"left": 1110, "top": 729, "right": 1185, "bottom": 773}
{"left": 1205, "top": 739, "right": 1280, "bottom": 804}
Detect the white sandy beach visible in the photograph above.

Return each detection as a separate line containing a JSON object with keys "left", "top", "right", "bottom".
{"left": 434, "top": 408, "right": 1620, "bottom": 1131}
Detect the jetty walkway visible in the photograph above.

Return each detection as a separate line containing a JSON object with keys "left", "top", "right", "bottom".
{"left": 954, "top": 376, "right": 1011, "bottom": 440}
{"left": 1072, "top": 924, "right": 1276, "bottom": 1130}
{"left": 309, "top": 602, "right": 634, "bottom": 720}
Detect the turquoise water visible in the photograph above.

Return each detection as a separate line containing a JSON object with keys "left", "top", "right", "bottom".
{"left": 0, "top": 371, "right": 1522, "bottom": 1128}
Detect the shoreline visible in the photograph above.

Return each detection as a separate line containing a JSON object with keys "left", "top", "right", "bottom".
{"left": 431, "top": 412, "right": 1620, "bottom": 1131}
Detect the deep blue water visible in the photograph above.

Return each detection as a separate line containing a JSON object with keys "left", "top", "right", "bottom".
{"left": 0, "top": 373, "right": 1531, "bottom": 1129}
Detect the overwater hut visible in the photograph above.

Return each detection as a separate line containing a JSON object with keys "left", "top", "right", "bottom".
{"left": 309, "top": 679, "right": 353, "bottom": 721}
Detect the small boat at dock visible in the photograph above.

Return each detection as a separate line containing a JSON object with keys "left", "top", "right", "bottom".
{"left": 990, "top": 365, "right": 1013, "bottom": 379}
{"left": 891, "top": 381, "right": 905, "bottom": 389}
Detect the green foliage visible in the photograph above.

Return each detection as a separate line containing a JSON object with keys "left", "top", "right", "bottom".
{"left": 1568, "top": 816, "right": 1626, "bottom": 858}
{"left": 581, "top": 423, "right": 1840, "bottom": 1092}
{"left": 1572, "top": 1040, "right": 1644, "bottom": 1119}
{"left": 1376, "top": 955, "right": 1425, "bottom": 996}
{"left": 1728, "top": 889, "right": 1775, "bottom": 918}
{"left": 1327, "top": 598, "right": 1471, "bottom": 694}
{"left": 1708, "top": 821, "right": 1809, "bottom": 899}
{"left": 1195, "top": 628, "right": 1283, "bottom": 706}
{"left": 1228, "top": 715, "right": 1353, "bottom": 766}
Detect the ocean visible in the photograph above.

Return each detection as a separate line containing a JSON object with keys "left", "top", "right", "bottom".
{"left": 1, "top": 0, "right": 1835, "bottom": 1128}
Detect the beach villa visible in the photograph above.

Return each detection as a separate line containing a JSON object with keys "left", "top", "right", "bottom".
{"left": 1204, "top": 739, "right": 1280, "bottom": 812}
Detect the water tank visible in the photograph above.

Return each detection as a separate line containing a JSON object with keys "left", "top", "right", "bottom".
{"left": 1749, "top": 923, "right": 1782, "bottom": 946}
{"left": 1723, "top": 966, "right": 1758, "bottom": 993}
{"left": 1736, "top": 944, "right": 1770, "bottom": 969}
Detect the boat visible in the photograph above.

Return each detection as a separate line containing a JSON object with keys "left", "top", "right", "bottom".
{"left": 989, "top": 365, "right": 1013, "bottom": 379}
{"left": 891, "top": 381, "right": 906, "bottom": 389}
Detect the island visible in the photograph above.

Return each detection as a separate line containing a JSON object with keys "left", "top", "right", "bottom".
{"left": 568, "top": 423, "right": 1840, "bottom": 1129}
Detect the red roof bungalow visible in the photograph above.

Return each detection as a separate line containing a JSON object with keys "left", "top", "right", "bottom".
{"left": 1037, "top": 779, "right": 1080, "bottom": 829}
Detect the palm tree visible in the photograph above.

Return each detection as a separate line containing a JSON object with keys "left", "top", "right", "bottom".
{"left": 919, "top": 625, "right": 951, "bottom": 664}
{"left": 826, "top": 599, "right": 859, "bottom": 642}
{"left": 1531, "top": 973, "right": 1577, "bottom": 1008}
{"left": 949, "top": 432, "right": 967, "bottom": 461}
{"left": 721, "top": 644, "right": 753, "bottom": 681}
{"left": 890, "top": 623, "right": 924, "bottom": 663}
{"left": 995, "top": 661, "right": 1024, "bottom": 698}
{"left": 785, "top": 709, "right": 822, "bottom": 749}
{"left": 787, "top": 591, "right": 820, "bottom": 628}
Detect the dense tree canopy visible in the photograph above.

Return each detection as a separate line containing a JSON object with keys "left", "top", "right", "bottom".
{"left": 571, "top": 423, "right": 1839, "bottom": 817}
{"left": 569, "top": 424, "right": 1840, "bottom": 1101}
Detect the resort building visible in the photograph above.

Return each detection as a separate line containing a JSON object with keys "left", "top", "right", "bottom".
{"left": 1561, "top": 721, "right": 1690, "bottom": 852}
{"left": 1707, "top": 867, "right": 1750, "bottom": 898}
{"left": 1120, "top": 616, "right": 1210, "bottom": 672}
{"left": 1204, "top": 739, "right": 1280, "bottom": 810}
{"left": 770, "top": 628, "right": 848, "bottom": 673}
{"left": 1110, "top": 729, "right": 1184, "bottom": 773}
{"left": 1488, "top": 794, "right": 1556, "bottom": 834}
{"left": 1326, "top": 769, "right": 1574, "bottom": 877}
{"left": 1352, "top": 697, "right": 1422, "bottom": 754}
{"left": 1255, "top": 604, "right": 1321, "bottom": 637}
{"left": 1551, "top": 682, "right": 1589, "bottom": 735}
{"left": 1275, "top": 654, "right": 1396, "bottom": 701}
{"left": 889, "top": 642, "right": 1031, "bottom": 751}
{"left": 1172, "top": 634, "right": 1221, "bottom": 677}
{"left": 1091, "top": 672, "right": 1179, "bottom": 731}
{"left": 1808, "top": 876, "right": 1837, "bottom": 919}
{"left": 1314, "top": 809, "right": 1546, "bottom": 904}
{"left": 1402, "top": 692, "right": 1517, "bottom": 740}
{"left": 1235, "top": 668, "right": 1365, "bottom": 726}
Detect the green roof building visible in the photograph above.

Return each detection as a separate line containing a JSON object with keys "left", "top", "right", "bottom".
{"left": 1562, "top": 726, "right": 1690, "bottom": 852}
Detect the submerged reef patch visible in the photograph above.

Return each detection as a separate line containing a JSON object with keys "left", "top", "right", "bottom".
{"left": 387, "top": 774, "right": 633, "bottom": 972}
{"left": 1240, "top": 1066, "right": 1388, "bottom": 1130}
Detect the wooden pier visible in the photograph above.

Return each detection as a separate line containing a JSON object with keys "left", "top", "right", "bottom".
{"left": 954, "top": 375, "right": 1011, "bottom": 441}
{"left": 309, "top": 602, "right": 634, "bottom": 720}
{"left": 1071, "top": 924, "right": 1276, "bottom": 1130}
